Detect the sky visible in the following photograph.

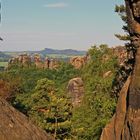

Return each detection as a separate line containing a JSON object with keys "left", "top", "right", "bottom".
{"left": 0, "top": 0, "right": 125, "bottom": 51}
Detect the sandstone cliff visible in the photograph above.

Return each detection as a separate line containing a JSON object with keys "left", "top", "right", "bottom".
{"left": 100, "top": 0, "right": 140, "bottom": 139}
{"left": 8, "top": 54, "right": 59, "bottom": 70}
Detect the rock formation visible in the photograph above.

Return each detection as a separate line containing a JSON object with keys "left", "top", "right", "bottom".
{"left": 67, "top": 77, "right": 84, "bottom": 106}
{"left": 33, "top": 54, "right": 44, "bottom": 69}
{"left": 7, "top": 54, "right": 59, "bottom": 70}
{"left": 8, "top": 54, "right": 31, "bottom": 68}
{"left": 44, "top": 57, "right": 50, "bottom": 69}
{"left": 112, "top": 46, "right": 127, "bottom": 65}
{"left": 100, "top": 77, "right": 131, "bottom": 140}
{"left": 49, "top": 59, "right": 59, "bottom": 69}
{"left": 70, "top": 56, "right": 88, "bottom": 69}
{"left": 103, "top": 71, "right": 112, "bottom": 78}
{"left": 19, "top": 54, "right": 31, "bottom": 67}
{"left": 0, "top": 98, "right": 53, "bottom": 140}
{"left": 101, "top": 0, "right": 140, "bottom": 139}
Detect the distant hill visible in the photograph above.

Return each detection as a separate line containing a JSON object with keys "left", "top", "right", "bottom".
{"left": 38, "top": 48, "right": 86, "bottom": 56}
{"left": 0, "top": 52, "right": 11, "bottom": 61}
{"left": 3, "top": 48, "right": 87, "bottom": 60}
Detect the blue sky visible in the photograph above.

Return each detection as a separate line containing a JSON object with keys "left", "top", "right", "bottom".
{"left": 1, "top": 0, "right": 124, "bottom": 51}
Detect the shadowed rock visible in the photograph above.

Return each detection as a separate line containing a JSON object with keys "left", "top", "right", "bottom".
{"left": 100, "top": 0, "right": 140, "bottom": 139}
{"left": 0, "top": 98, "right": 53, "bottom": 140}
{"left": 100, "top": 77, "right": 131, "bottom": 140}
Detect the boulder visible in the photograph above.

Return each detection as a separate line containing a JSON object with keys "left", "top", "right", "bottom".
{"left": 67, "top": 77, "right": 84, "bottom": 106}
{"left": 70, "top": 56, "right": 87, "bottom": 69}
{"left": 103, "top": 71, "right": 112, "bottom": 78}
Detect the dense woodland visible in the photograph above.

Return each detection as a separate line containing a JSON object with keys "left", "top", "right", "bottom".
{"left": 0, "top": 45, "right": 118, "bottom": 139}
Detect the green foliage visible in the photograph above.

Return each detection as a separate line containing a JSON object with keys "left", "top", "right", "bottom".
{"left": 71, "top": 45, "right": 117, "bottom": 140}
{"left": 0, "top": 45, "right": 118, "bottom": 139}
{"left": 115, "top": 5, "right": 127, "bottom": 23}
{"left": 16, "top": 78, "right": 72, "bottom": 139}
{"left": 0, "top": 63, "right": 78, "bottom": 139}
{"left": 0, "top": 63, "right": 79, "bottom": 93}
{"left": 115, "top": 4, "right": 130, "bottom": 42}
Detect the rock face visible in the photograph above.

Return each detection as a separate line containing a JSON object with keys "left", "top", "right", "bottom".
{"left": 101, "top": 0, "right": 140, "bottom": 139}
{"left": 100, "top": 77, "right": 131, "bottom": 140}
{"left": 112, "top": 46, "right": 127, "bottom": 65}
{"left": 67, "top": 77, "right": 84, "bottom": 106}
{"left": 0, "top": 98, "right": 53, "bottom": 140}
{"left": 33, "top": 54, "right": 44, "bottom": 69}
{"left": 8, "top": 54, "right": 31, "bottom": 68}
{"left": 8, "top": 54, "right": 59, "bottom": 70}
{"left": 70, "top": 56, "right": 88, "bottom": 69}
{"left": 44, "top": 57, "right": 50, "bottom": 69}
{"left": 49, "top": 59, "right": 59, "bottom": 70}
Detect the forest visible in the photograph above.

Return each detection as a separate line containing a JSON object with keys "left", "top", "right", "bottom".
{"left": 1, "top": 0, "right": 140, "bottom": 140}
{"left": 0, "top": 44, "right": 118, "bottom": 139}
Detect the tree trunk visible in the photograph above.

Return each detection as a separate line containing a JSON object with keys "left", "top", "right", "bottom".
{"left": 125, "top": 0, "right": 140, "bottom": 109}
{"left": 0, "top": 98, "right": 53, "bottom": 140}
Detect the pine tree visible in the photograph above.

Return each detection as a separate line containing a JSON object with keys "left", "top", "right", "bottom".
{"left": 112, "top": 4, "right": 135, "bottom": 97}
{"left": 28, "top": 78, "right": 72, "bottom": 139}
{"left": 115, "top": 4, "right": 130, "bottom": 41}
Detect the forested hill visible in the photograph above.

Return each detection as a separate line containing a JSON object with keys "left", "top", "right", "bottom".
{"left": 39, "top": 48, "right": 86, "bottom": 56}
{"left": 4, "top": 48, "right": 87, "bottom": 58}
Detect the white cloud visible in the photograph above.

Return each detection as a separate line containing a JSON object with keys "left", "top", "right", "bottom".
{"left": 43, "top": 3, "right": 68, "bottom": 8}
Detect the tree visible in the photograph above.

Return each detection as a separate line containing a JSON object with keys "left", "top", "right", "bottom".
{"left": 115, "top": 4, "right": 130, "bottom": 41}
{"left": 26, "top": 78, "right": 72, "bottom": 139}
{"left": 112, "top": 3, "right": 135, "bottom": 97}
{"left": 71, "top": 45, "right": 117, "bottom": 140}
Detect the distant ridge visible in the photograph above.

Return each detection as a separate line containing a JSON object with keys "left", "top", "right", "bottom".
{"left": 0, "top": 51, "right": 11, "bottom": 61}
{"left": 39, "top": 48, "right": 86, "bottom": 56}
{"left": 3, "top": 48, "right": 87, "bottom": 59}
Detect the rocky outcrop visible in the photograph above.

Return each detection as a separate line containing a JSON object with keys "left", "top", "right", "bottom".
{"left": 100, "top": 77, "right": 131, "bottom": 140}
{"left": 7, "top": 54, "right": 59, "bottom": 70}
{"left": 101, "top": 0, "right": 140, "bottom": 139}
{"left": 8, "top": 54, "right": 31, "bottom": 67}
{"left": 0, "top": 98, "right": 53, "bottom": 140}
{"left": 33, "top": 55, "right": 59, "bottom": 69}
{"left": 49, "top": 59, "right": 59, "bottom": 70}
{"left": 67, "top": 77, "right": 84, "bottom": 106}
{"left": 101, "top": 48, "right": 140, "bottom": 140}
{"left": 33, "top": 54, "right": 44, "bottom": 69}
{"left": 70, "top": 56, "right": 88, "bottom": 69}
